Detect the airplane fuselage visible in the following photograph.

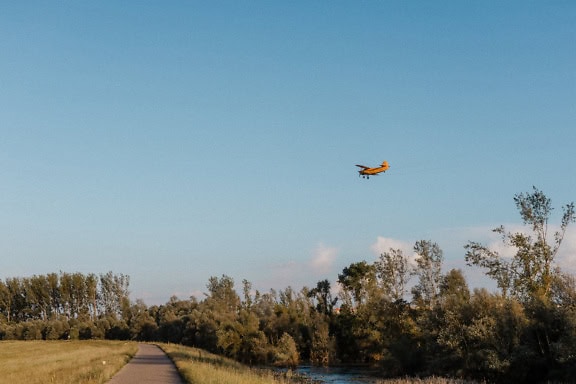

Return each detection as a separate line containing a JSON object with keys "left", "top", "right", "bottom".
{"left": 356, "top": 161, "right": 389, "bottom": 178}
{"left": 359, "top": 166, "right": 386, "bottom": 175}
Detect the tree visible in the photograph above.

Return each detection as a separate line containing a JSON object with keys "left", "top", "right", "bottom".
{"left": 85, "top": 273, "right": 99, "bottom": 321}
{"left": 464, "top": 241, "right": 514, "bottom": 298}
{"left": 465, "top": 188, "right": 576, "bottom": 380}
{"left": 309, "top": 311, "right": 336, "bottom": 366}
{"left": 0, "top": 280, "right": 11, "bottom": 322}
{"left": 433, "top": 270, "right": 471, "bottom": 372}
{"left": 30, "top": 275, "right": 51, "bottom": 321}
{"left": 338, "top": 261, "right": 376, "bottom": 306}
{"left": 459, "top": 290, "right": 527, "bottom": 381}
{"left": 192, "top": 275, "right": 241, "bottom": 354}
{"left": 376, "top": 248, "right": 411, "bottom": 302}
{"left": 99, "top": 272, "right": 130, "bottom": 319}
{"left": 439, "top": 269, "right": 470, "bottom": 308}
{"left": 46, "top": 273, "right": 60, "bottom": 319}
{"left": 411, "top": 240, "right": 444, "bottom": 310}
{"left": 274, "top": 332, "right": 299, "bottom": 367}
{"left": 241, "top": 279, "right": 253, "bottom": 311}
{"left": 5, "top": 278, "right": 25, "bottom": 322}
{"left": 127, "top": 299, "right": 158, "bottom": 341}
{"left": 465, "top": 187, "right": 575, "bottom": 301}
{"left": 308, "top": 280, "right": 337, "bottom": 315}
{"left": 205, "top": 275, "right": 240, "bottom": 314}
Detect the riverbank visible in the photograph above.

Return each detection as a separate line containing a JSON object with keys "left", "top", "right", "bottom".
{"left": 159, "top": 343, "right": 479, "bottom": 384}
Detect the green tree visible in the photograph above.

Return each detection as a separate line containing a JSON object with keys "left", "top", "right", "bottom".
{"left": 309, "top": 311, "right": 336, "bottom": 366}
{"left": 376, "top": 248, "right": 411, "bottom": 302}
{"left": 99, "top": 272, "right": 130, "bottom": 319}
{"left": 25, "top": 276, "right": 47, "bottom": 320}
{"left": 155, "top": 296, "right": 197, "bottom": 344}
{"left": 60, "top": 272, "right": 74, "bottom": 319}
{"left": 547, "top": 273, "right": 576, "bottom": 381}
{"left": 85, "top": 273, "right": 99, "bottom": 321}
{"left": 217, "top": 309, "right": 269, "bottom": 365}
{"left": 412, "top": 240, "right": 444, "bottom": 310}
{"left": 5, "top": 278, "right": 25, "bottom": 322}
{"left": 338, "top": 261, "right": 376, "bottom": 306}
{"left": 439, "top": 269, "right": 470, "bottom": 308}
{"left": 274, "top": 332, "right": 299, "bottom": 367}
{"left": 466, "top": 187, "right": 575, "bottom": 301}
{"left": 191, "top": 275, "right": 241, "bottom": 354}
{"left": 46, "top": 273, "right": 60, "bottom": 319}
{"left": 241, "top": 279, "right": 253, "bottom": 311}
{"left": 433, "top": 269, "right": 471, "bottom": 373}
{"left": 308, "top": 279, "right": 337, "bottom": 315}
{"left": 0, "top": 280, "right": 10, "bottom": 322}
{"left": 205, "top": 275, "right": 240, "bottom": 314}
{"left": 127, "top": 299, "right": 158, "bottom": 341}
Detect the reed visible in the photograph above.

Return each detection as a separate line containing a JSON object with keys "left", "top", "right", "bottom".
{"left": 0, "top": 340, "right": 137, "bottom": 384}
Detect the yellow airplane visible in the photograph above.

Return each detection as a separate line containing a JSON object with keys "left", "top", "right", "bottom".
{"left": 356, "top": 161, "right": 389, "bottom": 179}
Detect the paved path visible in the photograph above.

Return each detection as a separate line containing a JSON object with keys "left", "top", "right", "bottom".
{"left": 108, "top": 344, "right": 185, "bottom": 384}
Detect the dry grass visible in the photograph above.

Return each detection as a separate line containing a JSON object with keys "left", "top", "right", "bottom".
{"left": 158, "top": 343, "right": 293, "bottom": 384}
{"left": 0, "top": 340, "right": 137, "bottom": 384}
{"left": 159, "top": 343, "right": 481, "bottom": 384}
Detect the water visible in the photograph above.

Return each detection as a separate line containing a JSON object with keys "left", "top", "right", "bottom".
{"left": 293, "top": 365, "right": 381, "bottom": 384}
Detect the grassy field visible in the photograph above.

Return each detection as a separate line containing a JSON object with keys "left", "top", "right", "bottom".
{"left": 0, "top": 340, "right": 137, "bottom": 384}
{"left": 159, "top": 343, "right": 296, "bottom": 384}
{"left": 0, "top": 340, "right": 476, "bottom": 384}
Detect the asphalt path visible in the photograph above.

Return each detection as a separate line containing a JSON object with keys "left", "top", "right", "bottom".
{"left": 108, "top": 344, "right": 185, "bottom": 384}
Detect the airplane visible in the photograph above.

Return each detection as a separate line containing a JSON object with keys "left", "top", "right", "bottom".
{"left": 356, "top": 161, "right": 389, "bottom": 179}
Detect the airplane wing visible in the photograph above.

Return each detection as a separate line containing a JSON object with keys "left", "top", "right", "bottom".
{"left": 355, "top": 165, "right": 370, "bottom": 169}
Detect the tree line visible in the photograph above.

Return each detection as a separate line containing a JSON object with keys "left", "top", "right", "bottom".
{"left": 1, "top": 187, "right": 575, "bottom": 383}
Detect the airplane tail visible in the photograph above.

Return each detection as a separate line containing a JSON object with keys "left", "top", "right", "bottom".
{"left": 381, "top": 161, "right": 389, "bottom": 170}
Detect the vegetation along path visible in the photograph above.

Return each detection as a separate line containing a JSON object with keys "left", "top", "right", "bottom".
{"left": 108, "top": 344, "right": 184, "bottom": 384}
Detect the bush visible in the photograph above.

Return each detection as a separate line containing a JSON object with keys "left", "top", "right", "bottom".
{"left": 42, "top": 320, "right": 70, "bottom": 340}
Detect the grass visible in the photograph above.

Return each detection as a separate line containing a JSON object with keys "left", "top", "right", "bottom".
{"left": 159, "top": 343, "right": 479, "bottom": 384}
{"left": 0, "top": 340, "right": 137, "bottom": 384}
{"left": 158, "top": 343, "right": 296, "bottom": 384}
{"left": 0, "top": 340, "right": 478, "bottom": 384}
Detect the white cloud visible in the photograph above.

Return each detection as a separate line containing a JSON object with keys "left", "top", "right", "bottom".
{"left": 310, "top": 243, "right": 338, "bottom": 274}
{"left": 370, "top": 236, "right": 412, "bottom": 257}
{"left": 370, "top": 236, "right": 421, "bottom": 265}
{"left": 253, "top": 245, "right": 339, "bottom": 293}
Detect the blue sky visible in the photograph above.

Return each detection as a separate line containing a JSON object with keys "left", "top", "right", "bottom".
{"left": 1, "top": 2, "right": 575, "bottom": 304}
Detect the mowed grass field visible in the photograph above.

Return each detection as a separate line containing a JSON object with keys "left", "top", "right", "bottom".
{"left": 0, "top": 340, "right": 137, "bottom": 384}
